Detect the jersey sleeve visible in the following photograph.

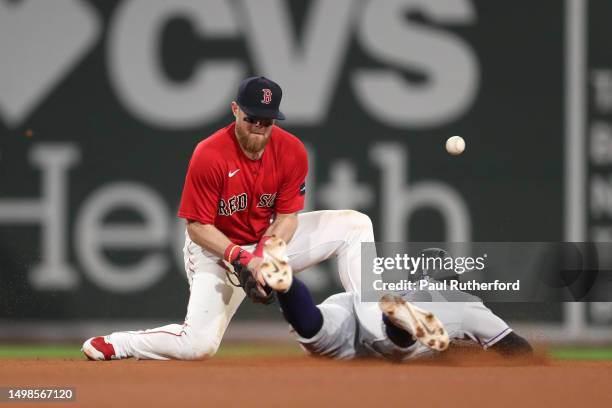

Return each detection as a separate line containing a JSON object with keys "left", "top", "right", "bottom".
{"left": 275, "top": 141, "right": 308, "bottom": 214}
{"left": 177, "top": 144, "right": 223, "bottom": 225}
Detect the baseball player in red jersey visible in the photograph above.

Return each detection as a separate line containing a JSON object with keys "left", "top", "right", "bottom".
{"left": 82, "top": 76, "right": 374, "bottom": 360}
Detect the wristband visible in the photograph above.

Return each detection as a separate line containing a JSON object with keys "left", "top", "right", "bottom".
{"left": 224, "top": 243, "right": 240, "bottom": 263}
{"left": 254, "top": 236, "right": 272, "bottom": 258}
{"left": 236, "top": 249, "right": 254, "bottom": 267}
{"left": 224, "top": 243, "right": 254, "bottom": 266}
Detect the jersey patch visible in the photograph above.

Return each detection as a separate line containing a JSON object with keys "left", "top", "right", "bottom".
{"left": 299, "top": 182, "right": 306, "bottom": 196}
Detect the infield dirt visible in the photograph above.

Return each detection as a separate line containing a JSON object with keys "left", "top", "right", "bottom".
{"left": 1, "top": 351, "right": 610, "bottom": 408}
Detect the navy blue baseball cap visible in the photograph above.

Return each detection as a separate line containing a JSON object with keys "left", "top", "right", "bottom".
{"left": 236, "top": 76, "right": 286, "bottom": 120}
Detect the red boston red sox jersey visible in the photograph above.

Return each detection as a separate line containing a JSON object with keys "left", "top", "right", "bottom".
{"left": 178, "top": 123, "right": 308, "bottom": 245}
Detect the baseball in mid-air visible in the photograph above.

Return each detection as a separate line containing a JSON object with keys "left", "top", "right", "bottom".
{"left": 445, "top": 136, "right": 465, "bottom": 155}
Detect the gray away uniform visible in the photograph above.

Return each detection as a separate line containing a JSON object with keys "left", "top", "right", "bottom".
{"left": 293, "top": 290, "right": 511, "bottom": 361}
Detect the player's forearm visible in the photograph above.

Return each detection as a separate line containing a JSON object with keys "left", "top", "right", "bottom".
{"left": 264, "top": 213, "right": 298, "bottom": 244}
{"left": 186, "top": 221, "right": 233, "bottom": 259}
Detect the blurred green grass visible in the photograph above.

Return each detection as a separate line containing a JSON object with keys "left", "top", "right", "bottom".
{"left": 0, "top": 344, "right": 610, "bottom": 360}
{"left": 549, "top": 347, "right": 612, "bottom": 360}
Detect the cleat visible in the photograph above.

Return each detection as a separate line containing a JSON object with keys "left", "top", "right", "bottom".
{"left": 81, "top": 336, "right": 118, "bottom": 361}
{"left": 379, "top": 294, "right": 449, "bottom": 352}
{"left": 260, "top": 237, "right": 293, "bottom": 292}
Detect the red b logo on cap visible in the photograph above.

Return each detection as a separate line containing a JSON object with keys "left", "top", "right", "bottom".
{"left": 261, "top": 89, "right": 272, "bottom": 104}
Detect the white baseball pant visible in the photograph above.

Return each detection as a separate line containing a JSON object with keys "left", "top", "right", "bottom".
{"left": 108, "top": 210, "right": 373, "bottom": 360}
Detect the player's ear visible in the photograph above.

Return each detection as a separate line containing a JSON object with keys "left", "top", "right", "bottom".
{"left": 231, "top": 101, "right": 239, "bottom": 118}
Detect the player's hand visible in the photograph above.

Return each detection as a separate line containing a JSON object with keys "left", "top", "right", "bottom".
{"left": 225, "top": 249, "right": 274, "bottom": 305}
{"left": 247, "top": 256, "right": 266, "bottom": 288}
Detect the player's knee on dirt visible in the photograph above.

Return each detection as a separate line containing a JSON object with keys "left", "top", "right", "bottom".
{"left": 181, "top": 332, "right": 221, "bottom": 360}
{"left": 490, "top": 332, "right": 533, "bottom": 357}
{"left": 186, "top": 342, "right": 219, "bottom": 360}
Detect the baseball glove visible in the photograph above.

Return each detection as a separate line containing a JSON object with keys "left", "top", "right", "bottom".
{"left": 223, "top": 256, "right": 275, "bottom": 305}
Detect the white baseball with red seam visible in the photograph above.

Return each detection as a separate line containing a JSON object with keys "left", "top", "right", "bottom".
{"left": 446, "top": 136, "right": 465, "bottom": 155}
